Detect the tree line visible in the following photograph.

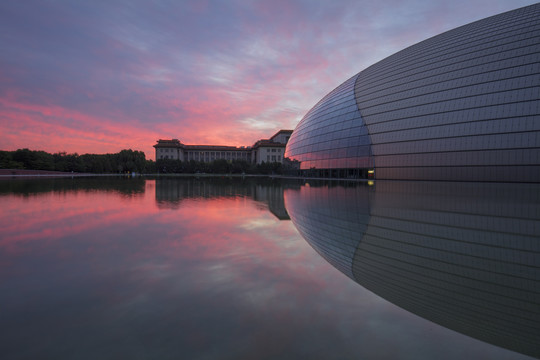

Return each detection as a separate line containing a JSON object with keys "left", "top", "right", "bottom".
{"left": 0, "top": 149, "right": 154, "bottom": 173}
{"left": 0, "top": 148, "right": 287, "bottom": 174}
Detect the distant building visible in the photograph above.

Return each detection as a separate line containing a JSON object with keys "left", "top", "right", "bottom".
{"left": 154, "top": 139, "right": 183, "bottom": 160}
{"left": 250, "top": 130, "right": 292, "bottom": 164}
{"left": 154, "top": 129, "right": 293, "bottom": 164}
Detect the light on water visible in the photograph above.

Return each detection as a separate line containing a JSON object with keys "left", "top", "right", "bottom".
{"left": 0, "top": 177, "right": 538, "bottom": 359}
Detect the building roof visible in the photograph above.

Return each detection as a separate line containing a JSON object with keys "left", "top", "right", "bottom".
{"left": 184, "top": 145, "right": 250, "bottom": 151}
{"left": 251, "top": 140, "right": 287, "bottom": 149}
{"left": 270, "top": 129, "right": 293, "bottom": 141}
{"left": 153, "top": 139, "right": 182, "bottom": 148}
{"left": 154, "top": 129, "right": 293, "bottom": 151}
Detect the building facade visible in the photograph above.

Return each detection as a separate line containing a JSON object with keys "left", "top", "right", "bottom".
{"left": 250, "top": 130, "right": 292, "bottom": 164}
{"left": 154, "top": 139, "right": 184, "bottom": 161}
{"left": 184, "top": 145, "right": 251, "bottom": 163}
{"left": 285, "top": 4, "right": 540, "bottom": 182}
{"left": 154, "top": 130, "right": 293, "bottom": 165}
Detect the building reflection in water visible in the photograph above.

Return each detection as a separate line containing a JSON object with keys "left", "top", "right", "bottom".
{"left": 155, "top": 177, "right": 295, "bottom": 220}
{"left": 284, "top": 181, "right": 540, "bottom": 359}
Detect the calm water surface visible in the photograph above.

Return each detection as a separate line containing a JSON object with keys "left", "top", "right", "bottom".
{"left": 0, "top": 177, "right": 538, "bottom": 359}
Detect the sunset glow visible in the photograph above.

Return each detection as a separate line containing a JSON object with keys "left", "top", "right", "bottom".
{"left": 0, "top": 0, "right": 534, "bottom": 160}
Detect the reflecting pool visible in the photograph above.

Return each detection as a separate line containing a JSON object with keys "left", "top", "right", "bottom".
{"left": 0, "top": 177, "right": 538, "bottom": 359}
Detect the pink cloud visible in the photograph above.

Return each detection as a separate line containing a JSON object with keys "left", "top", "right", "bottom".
{"left": 0, "top": 95, "right": 163, "bottom": 158}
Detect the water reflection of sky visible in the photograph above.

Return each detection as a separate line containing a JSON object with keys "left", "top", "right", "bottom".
{"left": 0, "top": 178, "right": 537, "bottom": 359}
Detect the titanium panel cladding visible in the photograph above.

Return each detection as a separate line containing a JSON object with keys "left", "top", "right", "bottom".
{"left": 285, "top": 4, "right": 540, "bottom": 182}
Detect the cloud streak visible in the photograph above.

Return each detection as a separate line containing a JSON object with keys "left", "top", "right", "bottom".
{"left": 0, "top": 0, "right": 535, "bottom": 159}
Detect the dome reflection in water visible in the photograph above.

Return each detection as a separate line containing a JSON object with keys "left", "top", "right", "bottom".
{"left": 284, "top": 181, "right": 540, "bottom": 359}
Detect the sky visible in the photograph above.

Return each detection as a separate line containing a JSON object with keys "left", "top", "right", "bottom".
{"left": 0, "top": 0, "right": 537, "bottom": 160}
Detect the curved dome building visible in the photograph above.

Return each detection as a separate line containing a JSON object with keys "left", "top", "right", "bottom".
{"left": 285, "top": 4, "right": 540, "bottom": 182}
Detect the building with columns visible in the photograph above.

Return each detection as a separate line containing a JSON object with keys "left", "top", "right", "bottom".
{"left": 154, "top": 130, "right": 293, "bottom": 165}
